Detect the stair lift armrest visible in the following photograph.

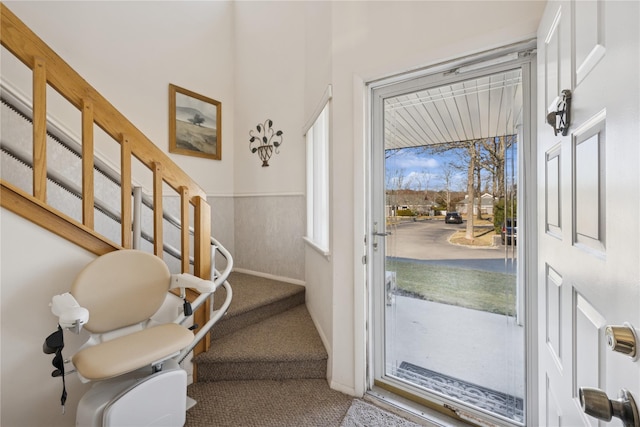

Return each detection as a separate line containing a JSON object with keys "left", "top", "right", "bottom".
{"left": 50, "top": 292, "right": 89, "bottom": 333}
{"left": 170, "top": 273, "right": 216, "bottom": 295}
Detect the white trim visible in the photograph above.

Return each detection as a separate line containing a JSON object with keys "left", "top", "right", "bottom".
{"left": 164, "top": 192, "right": 305, "bottom": 199}
{"left": 303, "top": 84, "right": 333, "bottom": 135}
{"left": 161, "top": 193, "right": 234, "bottom": 198}
{"left": 303, "top": 237, "right": 331, "bottom": 259}
{"left": 205, "top": 193, "right": 236, "bottom": 198}
{"left": 231, "top": 268, "right": 305, "bottom": 287}
{"left": 366, "top": 48, "right": 538, "bottom": 426}
{"left": 545, "top": 7, "right": 562, "bottom": 44}
{"left": 233, "top": 192, "right": 305, "bottom": 198}
{"left": 366, "top": 39, "right": 536, "bottom": 88}
{"left": 329, "top": 380, "right": 356, "bottom": 397}
{"left": 352, "top": 73, "right": 367, "bottom": 398}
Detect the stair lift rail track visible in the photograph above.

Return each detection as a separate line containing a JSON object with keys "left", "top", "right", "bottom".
{"left": 1, "top": 89, "right": 233, "bottom": 361}
{"left": 0, "top": 90, "right": 228, "bottom": 270}
{"left": 1, "top": 91, "right": 195, "bottom": 262}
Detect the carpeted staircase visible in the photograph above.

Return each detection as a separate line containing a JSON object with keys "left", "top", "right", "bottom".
{"left": 194, "top": 272, "right": 327, "bottom": 382}
{"left": 185, "top": 272, "right": 354, "bottom": 426}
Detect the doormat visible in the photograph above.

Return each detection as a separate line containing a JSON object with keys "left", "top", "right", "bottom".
{"left": 340, "top": 399, "right": 422, "bottom": 427}
{"left": 397, "top": 362, "right": 523, "bottom": 422}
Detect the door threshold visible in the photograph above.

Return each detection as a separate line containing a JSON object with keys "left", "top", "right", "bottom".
{"left": 366, "top": 386, "right": 469, "bottom": 427}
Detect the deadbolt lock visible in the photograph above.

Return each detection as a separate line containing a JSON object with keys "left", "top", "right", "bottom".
{"left": 605, "top": 323, "right": 638, "bottom": 360}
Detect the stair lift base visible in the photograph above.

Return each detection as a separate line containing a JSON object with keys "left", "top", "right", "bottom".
{"left": 42, "top": 250, "right": 231, "bottom": 427}
{"left": 77, "top": 360, "right": 189, "bottom": 427}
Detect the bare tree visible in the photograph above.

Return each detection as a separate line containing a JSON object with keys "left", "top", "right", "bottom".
{"left": 415, "top": 169, "right": 431, "bottom": 213}
{"left": 478, "top": 134, "right": 516, "bottom": 199}
{"left": 465, "top": 140, "right": 478, "bottom": 240}
{"left": 441, "top": 163, "right": 455, "bottom": 212}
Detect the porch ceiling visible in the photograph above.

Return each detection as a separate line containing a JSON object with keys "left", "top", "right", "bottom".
{"left": 384, "top": 68, "right": 523, "bottom": 150}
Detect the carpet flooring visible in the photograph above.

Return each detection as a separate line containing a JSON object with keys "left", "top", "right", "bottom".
{"left": 186, "top": 379, "right": 353, "bottom": 427}
{"left": 187, "top": 273, "right": 427, "bottom": 426}
{"left": 186, "top": 380, "right": 426, "bottom": 427}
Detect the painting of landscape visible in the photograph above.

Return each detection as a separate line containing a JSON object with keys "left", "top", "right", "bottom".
{"left": 169, "top": 84, "right": 221, "bottom": 160}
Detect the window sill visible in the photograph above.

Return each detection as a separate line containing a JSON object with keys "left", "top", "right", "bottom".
{"left": 303, "top": 237, "right": 331, "bottom": 260}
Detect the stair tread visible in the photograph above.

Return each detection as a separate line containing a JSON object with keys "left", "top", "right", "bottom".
{"left": 214, "top": 272, "right": 304, "bottom": 317}
{"left": 186, "top": 379, "right": 352, "bottom": 427}
{"left": 198, "top": 304, "right": 327, "bottom": 363}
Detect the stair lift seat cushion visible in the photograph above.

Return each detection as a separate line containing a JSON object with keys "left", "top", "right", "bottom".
{"left": 68, "top": 250, "right": 194, "bottom": 381}
{"left": 71, "top": 250, "right": 173, "bottom": 334}
{"left": 72, "top": 323, "right": 193, "bottom": 381}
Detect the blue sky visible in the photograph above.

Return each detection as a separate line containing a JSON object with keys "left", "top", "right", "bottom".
{"left": 385, "top": 147, "right": 467, "bottom": 192}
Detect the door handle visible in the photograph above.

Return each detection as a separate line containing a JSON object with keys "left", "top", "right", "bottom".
{"left": 372, "top": 222, "right": 391, "bottom": 251}
{"left": 579, "top": 387, "right": 639, "bottom": 427}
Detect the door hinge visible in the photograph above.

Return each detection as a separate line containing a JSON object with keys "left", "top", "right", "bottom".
{"left": 362, "top": 255, "right": 367, "bottom": 265}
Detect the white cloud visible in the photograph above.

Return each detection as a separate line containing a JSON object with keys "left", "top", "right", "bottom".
{"left": 393, "top": 155, "right": 439, "bottom": 170}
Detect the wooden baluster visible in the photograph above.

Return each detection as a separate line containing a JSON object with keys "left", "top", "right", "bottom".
{"left": 120, "top": 135, "right": 132, "bottom": 249}
{"left": 193, "top": 195, "right": 212, "bottom": 354}
{"left": 33, "top": 57, "right": 47, "bottom": 201}
{"left": 180, "top": 186, "right": 190, "bottom": 273}
{"left": 153, "top": 162, "right": 163, "bottom": 257}
{"left": 194, "top": 196, "right": 211, "bottom": 280}
{"left": 81, "top": 99, "right": 95, "bottom": 229}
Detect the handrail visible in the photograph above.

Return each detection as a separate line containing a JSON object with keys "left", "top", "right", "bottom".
{"left": 1, "top": 91, "right": 233, "bottom": 279}
{"left": 0, "top": 3, "right": 211, "bottom": 275}
{"left": 0, "top": 2, "right": 229, "bottom": 357}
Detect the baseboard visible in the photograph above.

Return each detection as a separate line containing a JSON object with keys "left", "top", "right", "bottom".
{"left": 330, "top": 379, "right": 357, "bottom": 397}
{"left": 306, "top": 304, "right": 331, "bottom": 363}
{"left": 231, "top": 268, "right": 305, "bottom": 286}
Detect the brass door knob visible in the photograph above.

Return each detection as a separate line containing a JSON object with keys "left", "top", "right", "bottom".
{"left": 579, "top": 387, "right": 639, "bottom": 427}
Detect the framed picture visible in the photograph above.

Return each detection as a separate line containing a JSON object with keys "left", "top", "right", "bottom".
{"left": 169, "top": 84, "right": 221, "bottom": 160}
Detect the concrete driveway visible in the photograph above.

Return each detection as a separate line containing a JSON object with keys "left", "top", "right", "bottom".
{"left": 385, "top": 219, "right": 516, "bottom": 274}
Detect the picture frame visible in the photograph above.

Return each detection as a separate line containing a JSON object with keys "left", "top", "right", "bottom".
{"left": 169, "top": 84, "right": 221, "bottom": 160}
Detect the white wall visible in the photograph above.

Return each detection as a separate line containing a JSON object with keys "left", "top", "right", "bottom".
{"left": 231, "top": 2, "right": 307, "bottom": 280}
{"left": 2, "top": 1, "right": 236, "bottom": 197}
{"left": 233, "top": 1, "right": 305, "bottom": 195}
{"left": 1, "top": 209, "right": 96, "bottom": 427}
{"left": 301, "top": 0, "right": 335, "bottom": 384}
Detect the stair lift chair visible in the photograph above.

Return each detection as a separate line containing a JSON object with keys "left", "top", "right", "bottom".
{"left": 43, "top": 249, "right": 229, "bottom": 427}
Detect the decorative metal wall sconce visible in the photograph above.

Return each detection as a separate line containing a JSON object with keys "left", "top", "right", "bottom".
{"left": 249, "top": 119, "right": 283, "bottom": 167}
{"left": 546, "top": 89, "right": 572, "bottom": 136}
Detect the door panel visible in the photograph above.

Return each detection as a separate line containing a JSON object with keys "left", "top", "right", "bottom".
{"left": 537, "top": 1, "right": 640, "bottom": 425}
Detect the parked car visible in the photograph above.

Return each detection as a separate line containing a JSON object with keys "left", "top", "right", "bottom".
{"left": 501, "top": 218, "right": 517, "bottom": 245}
{"left": 444, "top": 212, "right": 463, "bottom": 224}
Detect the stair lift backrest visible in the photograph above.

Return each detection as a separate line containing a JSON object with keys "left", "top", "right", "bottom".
{"left": 70, "top": 250, "right": 171, "bottom": 334}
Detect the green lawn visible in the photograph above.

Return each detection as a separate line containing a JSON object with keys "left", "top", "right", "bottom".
{"left": 388, "top": 259, "right": 516, "bottom": 316}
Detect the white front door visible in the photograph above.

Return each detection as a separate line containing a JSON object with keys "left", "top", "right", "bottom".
{"left": 537, "top": 1, "right": 640, "bottom": 425}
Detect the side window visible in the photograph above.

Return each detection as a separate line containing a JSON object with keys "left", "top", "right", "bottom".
{"left": 305, "top": 102, "right": 330, "bottom": 253}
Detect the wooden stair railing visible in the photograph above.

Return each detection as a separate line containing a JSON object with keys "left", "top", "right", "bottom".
{"left": 0, "top": 3, "right": 213, "bottom": 352}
